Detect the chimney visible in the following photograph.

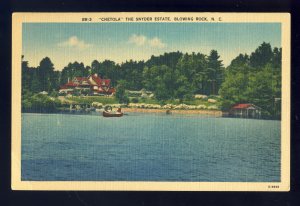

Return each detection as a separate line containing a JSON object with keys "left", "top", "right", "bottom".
{"left": 68, "top": 77, "right": 70, "bottom": 83}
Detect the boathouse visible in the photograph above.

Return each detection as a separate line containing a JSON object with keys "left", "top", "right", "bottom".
{"left": 229, "top": 103, "right": 262, "bottom": 118}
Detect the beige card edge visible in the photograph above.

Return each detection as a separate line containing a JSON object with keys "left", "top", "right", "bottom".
{"left": 11, "top": 12, "right": 291, "bottom": 191}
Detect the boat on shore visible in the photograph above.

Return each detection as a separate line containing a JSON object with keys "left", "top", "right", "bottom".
{"left": 103, "top": 110, "right": 123, "bottom": 117}
{"left": 102, "top": 106, "right": 123, "bottom": 117}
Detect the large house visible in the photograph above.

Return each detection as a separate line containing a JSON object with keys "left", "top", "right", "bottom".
{"left": 59, "top": 74, "right": 115, "bottom": 96}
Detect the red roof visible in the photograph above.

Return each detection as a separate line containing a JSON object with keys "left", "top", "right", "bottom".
{"left": 92, "top": 75, "right": 102, "bottom": 86}
{"left": 64, "top": 81, "right": 78, "bottom": 87}
{"left": 74, "top": 77, "right": 88, "bottom": 82}
{"left": 103, "top": 79, "right": 111, "bottom": 85}
{"left": 90, "top": 74, "right": 110, "bottom": 87}
{"left": 232, "top": 104, "right": 253, "bottom": 109}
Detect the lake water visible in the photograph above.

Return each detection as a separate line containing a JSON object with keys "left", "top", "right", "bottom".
{"left": 21, "top": 112, "right": 281, "bottom": 182}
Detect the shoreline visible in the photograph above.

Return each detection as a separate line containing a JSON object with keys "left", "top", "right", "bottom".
{"left": 22, "top": 108, "right": 223, "bottom": 116}
{"left": 121, "top": 108, "right": 223, "bottom": 116}
{"left": 21, "top": 110, "right": 280, "bottom": 120}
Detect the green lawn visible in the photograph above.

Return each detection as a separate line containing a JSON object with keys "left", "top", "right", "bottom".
{"left": 66, "top": 96, "right": 119, "bottom": 104}
{"left": 66, "top": 96, "right": 221, "bottom": 107}
{"left": 134, "top": 98, "right": 160, "bottom": 104}
{"left": 182, "top": 99, "right": 218, "bottom": 106}
{"left": 130, "top": 97, "right": 220, "bottom": 106}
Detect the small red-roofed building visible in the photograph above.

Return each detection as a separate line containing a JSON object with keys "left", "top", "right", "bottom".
{"left": 229, "top": 103, "right": 262, "bottom": 118}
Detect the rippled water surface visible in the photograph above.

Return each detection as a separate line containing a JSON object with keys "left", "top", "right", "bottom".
{"left": 22, "top": 113, "right": 280, "bottom": 182}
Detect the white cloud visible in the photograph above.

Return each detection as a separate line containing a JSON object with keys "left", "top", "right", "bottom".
{"left": 128, "top": 34, "right": 166, "bottom": 48}
{"left": 128, "top": 34, "right": 147, "bottom": 46}
{"left": 57, "top": 36, "right": 92, "bottom": 49}
{"left": 148, "top": 37, "right": 166, "bottom": 48}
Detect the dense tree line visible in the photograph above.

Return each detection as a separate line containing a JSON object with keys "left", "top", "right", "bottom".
{"left": 22, "top": 50, "right": 224, "bottom": 98}
{"left": 220, "top": 42, "right": 281, "bottom": 117}
{"left": 22, "top": 56, "right": 60, "bottom": 94}
{"left": 22, "top": 42, "right": 282, "bottom": 117}
{"left": 142, "top": 50, "right": 224, "bottom": 101}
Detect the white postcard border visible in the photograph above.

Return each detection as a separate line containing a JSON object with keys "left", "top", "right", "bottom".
{"left": 12, "top": 12, "right": 290, "bottom": 191}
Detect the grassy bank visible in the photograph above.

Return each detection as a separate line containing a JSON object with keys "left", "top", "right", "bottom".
{"left": 65, "top": 96, "right": 119, "bottom": 105}
{"left": 65, "top": 96, "right": 220, "bottom": 107}
{"left": 122, "top": 108, "right": 222, "bottom": 116}
{"left": 23, "top": 93, "right": 222, "bottom": 113}
{"left": 130, "top": 97, "right": 220, "bottom": 107}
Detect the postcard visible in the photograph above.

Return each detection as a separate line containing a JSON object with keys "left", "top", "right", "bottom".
{"left": 11, "top": 12, "right": 290, "bottom": 191}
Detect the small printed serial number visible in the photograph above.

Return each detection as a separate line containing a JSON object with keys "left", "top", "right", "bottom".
{"left": 268, "top": 185, "right": 280, "bottom": 189}
{"left": 82, "top": 18, "right": 92, "bottom": 21}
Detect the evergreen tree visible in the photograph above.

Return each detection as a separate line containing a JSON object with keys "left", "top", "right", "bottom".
{"left": 249, "top": 42, "right": 273, "bottom": 69}
{"left": 21, "top": 55, "right": 30, "bottom": 92}
{"left": 30, "top": 69, "right": 41, "bottom": 93}
{"left": 120, "top": 60, "right": 144, "bottom": 90}
{"left": 207, "top": 50, "right": 224, "bottom": 95}
{"left": 271, "top": 47, "right": 282, "bottom": 71}
{"left": 146, "top": 51, "right": 182, "bottom": 68}
{"left": 38, "top": 57, "right": 56, "bottom": 92}
{"left": 60, "top": 61, "right": 88, "bottom": 85}
{"left": 115, "top": 80, "right": 129, "bottom": 104}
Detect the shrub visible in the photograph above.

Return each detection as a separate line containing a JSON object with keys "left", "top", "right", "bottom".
{"left": 22, "top": 93, "right": 61, "bottom": 112}
{"left": 122, "top": 95, "right": 130, "bottom": 105}
{"left": 131, "top": 97, "right": 139, "bottom": 103}
{"left": 50, "top": 90, "right": 59, "bottom": 97}
{"left": 207, "top": 105, "right": 218, "bottom": 110}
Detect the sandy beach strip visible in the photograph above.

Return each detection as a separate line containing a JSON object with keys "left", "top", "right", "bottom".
{"left": 121, "top": 108, "right": 223, "bottom": 116}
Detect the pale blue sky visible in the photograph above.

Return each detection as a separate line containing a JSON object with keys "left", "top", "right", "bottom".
{"left": 22, "top": 23, "right": 281, "bottom": 70}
